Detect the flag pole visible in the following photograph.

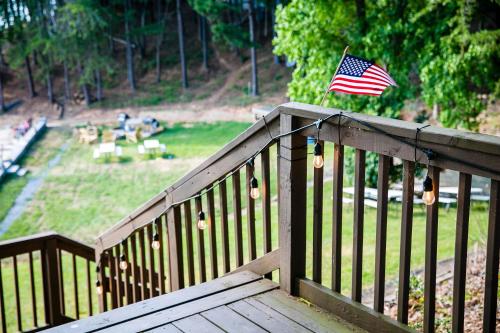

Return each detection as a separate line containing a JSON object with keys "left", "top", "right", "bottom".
{"left": 319, "top": 45, "right": 349, "bottom": 106}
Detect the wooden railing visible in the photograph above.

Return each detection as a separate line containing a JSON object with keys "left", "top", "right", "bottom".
{"left": 94, "top": 102, "right": 500, "bottom": 333}
{"left": 0, "top": 232, "right": 96, "bottom": 332}
{"left": 1, "top": 102, "right": 498, "bottom": 333}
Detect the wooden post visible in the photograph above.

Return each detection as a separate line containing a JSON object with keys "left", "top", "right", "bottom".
{"left": 167, "top": 204, "right": 184, "bottom": 291}
{"left": 42, "top": 237, "right": 64, "bottom": 325}
{"left": 279, "top": 114, "right": 308, "bottom": 295}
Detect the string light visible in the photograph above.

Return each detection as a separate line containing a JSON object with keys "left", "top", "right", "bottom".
{"left": 197, "top": 211, "right": 207, "bottom": 230}
{"left": 151, "top": 232, "right": 160, "bottom": 250}
{"left": 102, "top": 111, "right": 500, "bottom": 254}
{"left": 250, "top": 176, "right": 260, "bottom": 199}
{"left": 96, "top": 279, "right": 103, "bottom": 295}
{"left": 422, "top": 175, "right": 435, "bottom": 206}
{"left": 313, "top": 141, "right": 324, "bottom": 168}
{"left": 119, "top": 253, "right": 128, "bottom": 270}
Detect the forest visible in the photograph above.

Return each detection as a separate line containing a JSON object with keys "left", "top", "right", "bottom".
{"left": 0, "top": 0, "right": 499, "bottom": 130}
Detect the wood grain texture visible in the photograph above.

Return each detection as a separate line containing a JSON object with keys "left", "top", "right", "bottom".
{"left": 452, "top": 173, "right": 471, "bottom": 333}
{"left": 332, "top": 143, "right": 344, "bottom": 293}
{"left": 424, "top": 166, "right": 440, "bottom": 333}
{"left": 312, "top": 140, "right": 324, "bottom": 284}
{"left": 352, "top": 149, "right": 365, "bottom": 302}
{"left": 183, "top": 202, "right": 195, "bottom": 286}
{"left": 397, "top": 160, "right": 415, "bottom": 324}
{"left": 279, "top": 114, "right": 308, "bottom": 295}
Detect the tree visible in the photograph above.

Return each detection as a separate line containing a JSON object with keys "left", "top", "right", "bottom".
{"left": 124, "top": 0, "right": 137, "bottom": 92}
{"left": 176, "top": 0, "right": 188, "bottom": 88}
{"left": 274, "top": 0, "right": 500, "bottom": 130}
{"left": 248, "top": 0, "right": 258, "bottom": 96}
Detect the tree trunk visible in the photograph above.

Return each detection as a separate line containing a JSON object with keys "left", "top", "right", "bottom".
{"left": 124, "top": 0, "right": 136, "bottom": 93}
{"left": 248, "top": 0, "right": 259, "bottom": 96}
{"left": 63, "top": 62, "right": 71, "bottom": 101}
{"left": 25, "top": 56, "right": 36, "bottom": 98}
{"left": 176, "top": 0, "right": 188, "bottom": 89}
{"left": 272, "top": 0, "right": 280, "bottom": 64}
{"left": 155, "top": 0, "right": 163, "bottom": 83}
{"left": 201, "top": 16, "right": 208, "bottom": 71}
{"left": 46, "top": 72, "right": 54, "bottom": 103}
{"left": 0, "top": 70, "right": 5, "bottom": 112}
{"left": 139, "top": 6, "right": 146, "bottom": 59}
{"left": 77, "top": 60, "right": 91, "bottom": 106}
{"left": 95, "top": 70, "right": 103, "bottom": 101}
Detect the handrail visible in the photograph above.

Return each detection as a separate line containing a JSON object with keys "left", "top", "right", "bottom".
{"left": 0, "top": 232, "right": 96, "bottom": 332}
{"left": 95, "top": 107, "right": 282, "bottom": 253}
{"left": 96, "top": 102, "right": 500, "bottom": 254}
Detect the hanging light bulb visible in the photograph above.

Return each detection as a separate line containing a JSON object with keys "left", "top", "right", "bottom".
{"left": 313, "top": 142, "right": 324, "bottom": 169}
{"left": 96, "top": 280, "right": 103, "bottom": 295}
{"left": 422, "top": 175, "right": 435, "bottom": 206}
{"left": 197, "top": 211, "right": 207, "bottom": 230}
{"left": 119, "top": 254, "right": 128, "bottom": 270}
{"left": 151, "top": 233, "right": 160, "bottom": 250}
{"left": 250, "top": 176, "right": 260, "bottom": 199}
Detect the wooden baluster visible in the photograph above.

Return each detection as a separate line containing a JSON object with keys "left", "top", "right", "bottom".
{"left": 138, "top": 228, "right": 147, "bottom": 301}
{"left": 28, "top": 251, "right": 38, "bottom": 327}
{"left": 167, "top": 205, "right": 184, "bottom": 290}
{"left": 157, "top": 217, "right": 167, "bottom": 295}
{"left": 332, "top": 143, "right": 344, "bottom": 293}
{"left": 261, "top": 148, "right": 272, "bottom": 279}
{"left": 352, "top": 149, "right": 366, "bottom": 302}
{"left": 72, "top": 253, "right": 80, "bottom": 319}
{"left": 114, "top": 245, "right": 123, "bottom": 306}
{"left": 122, "top": 238, "right": 131, "bottom": 304}
{"left": 0, "top": 261, "right": 6, "bottom": 333}
{"left": 184, "top": 202, "right": 195, "bottom": 286}
{"left": 207, "top": 188, "right": 218, "bottom": 279}
{"left": 96, "top": 252, "right": 107, "bottom": 313}
{"left": 374, "top": 154, "right": 390, "bottom": 313}
{"left": 57, "top": 249, "right": 65, "bottom": 315}
{"left": 279, "top": 114, "right": 308, "bottom": 295}
{"left": 312, "top": 141, "right": 324, "bottom": 284}
{"left": 219, "top": 180, "right": 230, "bottom": 274}
{"left": 232, "top": 171, "right": 243, "bottom": 267}
{"left": 246, "top": 163, "right": 257, "bottom": 261}
{"left": 452, "top": 173, "right": 471, "bottom": 333}
{"left": 397, "top": 160, "right": 415, "bottom": 324}
{"left": 42, "top": 238, "right": 63, "bottom": 324}
{"left": 147, "top": 224, "right": 156, "bottom": 297}
{"left": 86, "top": 259, "right": 92, "bottom": 316}
{"left": 483, "top": 179, "right": 499, "bottom": 333}
{"left": 108, "top": 249, "right": 118, "bottom": 309}
{"left": 130, "top": 234, "right": 139, "bottom": 302}
{"left": 13, "top": 255, "right": 22, "bottom": 331}
{"left": 424, "top": 166, "right": 440, "bottom": 333}
{"left": 195, "top": 197, "right": 207, "bottom": 282}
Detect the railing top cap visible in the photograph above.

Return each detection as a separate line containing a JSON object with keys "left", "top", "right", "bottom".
{"left": 279, "top": 102, "right": 500, "bottom": 157}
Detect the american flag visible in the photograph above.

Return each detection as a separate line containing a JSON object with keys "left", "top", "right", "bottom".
{"left": 328, "top": 54, "right": 397, "bottom": 96}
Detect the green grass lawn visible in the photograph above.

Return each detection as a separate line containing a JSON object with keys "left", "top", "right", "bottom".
{"left": 0, "top": 122, "right": 492, "bottom": 332}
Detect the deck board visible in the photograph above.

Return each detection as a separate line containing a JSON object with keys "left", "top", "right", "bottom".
{"left": 43, "top": 271, "right": 366, "bottom": 333}
{"left": 172, "top": 314, "right": 224, "bottom": 333}
{"left": 201, "top": 306, "right": 266, "bottom": 333}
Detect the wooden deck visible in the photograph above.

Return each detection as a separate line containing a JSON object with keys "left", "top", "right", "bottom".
{"left": 44, "top": 271, "right": 364, "bottom": 333}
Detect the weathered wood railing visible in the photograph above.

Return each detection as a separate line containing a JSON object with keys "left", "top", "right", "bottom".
{"left": 93, "top": 102, "right": 499, "bottom": 333}
{"left": 0, "top": 232, "right": 96, "bottom": 332}
{"left": 94, "top": 102, "right": 500, "bottom": 333}
{"left": 2, "top": 102, "right": 497, "bottom": 332}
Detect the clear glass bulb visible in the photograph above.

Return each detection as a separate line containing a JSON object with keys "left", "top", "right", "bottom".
{"left": 422, "top": 190, "right": 435, "bottom": 206}
{"left": 96, "top": 281, "right": 103, "bottom": 295}
{"left": 119, "top": 260, "right": 128, "bottom": 270}
{"left": 250, "top": 187, "right": 260, "bottom": 199}
{"left": 151, "top": 240, "right": 161, "bottom": 250}
{"left": 197, "top": 219, "right": 207, "bottom": 230}
{"left": 313, "top": 155, "right": 324, "bottom": 168}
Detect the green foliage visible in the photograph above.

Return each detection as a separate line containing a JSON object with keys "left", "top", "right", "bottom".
{"left": 274, "top": 0, "right": 499, "bottom": 129}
